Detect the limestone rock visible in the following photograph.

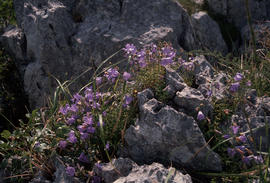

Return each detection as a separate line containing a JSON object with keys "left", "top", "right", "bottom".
{"left": 124, "top": 92, "right": 222, "bottom": 172}
{"left": 93, "top": 158, "right": 192, "bottom": 183}
{"left": 1, "top": 0, "right": 199, "bottom": 108}
{"left": 191, "top": 11, "right": 228, "bottom": 54}
{"left": 174, "top": 86, "right": 213, "bottom": 119}
{"left": 207, "top": 0, "right": 270, "bottom": 30}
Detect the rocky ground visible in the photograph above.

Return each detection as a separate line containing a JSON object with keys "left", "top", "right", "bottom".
{"left": 1, "top": 0, "right": 270, "bottom": 182}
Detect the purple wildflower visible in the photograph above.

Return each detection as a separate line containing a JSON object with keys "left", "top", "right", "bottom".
{"left": 206, "top": 90, "right": 212, "bottom": 97}
{"left": 161, "top": 57, "right": 173, "bottom": 66}
{"left": 242, "top": 156, "right": 251, "bottom": 165}
{"left": 95, "top": 92, "right": 102, "bottom": 100}
{"left": 58, "top": 140, "right": 67, "bottom": 149}
{"left": 238, "top": 135, "right": 247, "bottom": 143}
{"left": 77, "top": 125, "right": 86, "bottom": 133}
{"left": 232, "top": 125, "right": 240, "bottom": 134}
{"left": 123, "top": 95, "right": 133, "bottom": 107}
{"left": 78, "top": 152, "right": 90, "bottom": 163}
{"left": 123, "top": 44, "right": 137, "bottom": 55}
{"left": 66, "top": 166, "right": 75, "bottom": 176}
{"left": 105, "top": 68, "right": 119, "bottom": 82}
{"left": 123, "top": 72, "right": 131, "bottom": 81}
{"left": 197, "top": 111, "right": 205, "bottom": 121}
{"left": 234, "top": 73, "right": 244, "bottom": 81}
{"left": 235, "top": 145, "right": 246, "bottom": 152}
{"left": 87, "top": 126, "right": 95, "bottom": 134}
{"left": 83, "top": 115, "right": 93, "bottom": 125}
{"left": 67, "top": 131, "right": 77, "bottom": 144}
{"left": 227, "top": 148, "right": 236, "bottom": 157}
{"left": 80, "top": 132, "right": 89, "bottom": 141}
{"left": 246, "top": 80, "right": 252, "bottom": 87}
{"left": 223, "top": 134, "right": 231, "bottom": 139}
{"left": 59, "top": 104, "right": 69, "bottom": 115}
{"left": 151, "top": 43, "right": 157, "bottom": 53}
{"left": 138, "top": 60, "right": 147, "bottom": 68}
{"left": 95, "top": 163, "right": 102, "bottom": 170}
{"left": 96, "top": 77, "right": 103, "bottom": 85}
{"left": 105, "top": 142, "right": 110, "bottom": 150}
{"left": 72, "top": 93, "right": 82, "bottom": 103}
{"left": 66, "top": 115, "right": 76, "bottom": 125}
{"left": 230, "top": 82, "right": 240, "bottom": 92}
{"left": 137, "top": 50, "right": 145, "bottom": 61}
{"left": 162, "top": 46, "right": 175, "bottom": 58}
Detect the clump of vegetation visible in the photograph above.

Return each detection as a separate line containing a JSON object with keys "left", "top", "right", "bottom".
{"left": 0, "top": 0, "right": 16, "bottom": 30}
{"left": 0, "top": 42, "right": 179, "bottom": 182}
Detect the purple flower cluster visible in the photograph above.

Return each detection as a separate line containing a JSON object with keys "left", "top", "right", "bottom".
{"left": 122, "top": 43, "right": 176, "bottom": 68}
{"left": 223, "top": 124, "right": 264, "bottom": 166}
{"left": 229, "top": 72, "right": 252, "bottom": 93}
{"left": 66, "top": 166, "right": 75, "bottom": 176}
{"left": 104, "top": 68, "right": 120, "bottom": 83}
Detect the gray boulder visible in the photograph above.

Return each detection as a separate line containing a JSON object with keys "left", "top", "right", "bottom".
{"left": 174, "top": 86, "right": 213, "bottom": 119}
{"left": 124, "top": 91, "right": 222, "bottom": 172}
{"left": 1, "top": 0, "right": 198, "bottom": 109}
{"left": 191, "top": 11, "right": 228, "bottom": 54}
{"left": 93, "top": 158, "right": 192, "bottom": 183}
{"left": 164, "top": 66, "right": 187, "bottom": 99}
{"left": 0, "top": 25, "right": 28, "bottom": 77}
{"left": 207, "top": 0, "right": 270, "bottom": 30}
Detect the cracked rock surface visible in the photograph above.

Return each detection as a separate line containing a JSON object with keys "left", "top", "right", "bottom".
{"left": 123, "top": 87, "right": 222, "bottom": 172}
{"left": 93, "top": 157, "right": 192, "bottom": 183}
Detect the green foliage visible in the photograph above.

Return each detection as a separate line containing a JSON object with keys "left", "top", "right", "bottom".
{"left": 0, "top": 0, "right": 16, "bottom": 28}
{"left": 0, "top": 109, "right": 56, "bottom": 182}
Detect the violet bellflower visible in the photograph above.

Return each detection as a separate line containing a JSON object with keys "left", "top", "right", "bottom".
{"left": 234, "top": 73, "right": 244, "bottom": 82}
{"left": 83, "top": 115, "right": 93, "bottom": 125}
{"left": 246, "top": 80, "right": 252, "bottom": 87}
{"left": 231, "top": 125, "right": 240, "bottom": 134}
{"left": 123, "top": 72, "right": 131, "bottom": 81}
{"left": 242, "top": 156, "right": 251, "bottom": 165}
{"left": 123, "top": 44, "right": 137, "bottom": 56}
{"left": 238, "top": 135, "right": 247, "bottom": 143}
{"left": 160, "top": 57, "right": 173, "bottom": 66}
{"left": 66, "top": 166, "right": 75, "bottom": 176}
{"left": 230, "top": 82, "right": 240, "bottom": 92}
{"left": 105, "top": 68, "right": 119, "bottom": 82}
{"left": 59, "top": 104, "right": 70, "bottom": 115}
{"left": 66, "top": 115, "right": 76, "bottom": 125}
{"left": 87, "top": 126, "right": 95, "bottom": 134}
{"left": 67, "top": 130, "right": 77, "bottom": 144}
{"left": 78, "top": 152, "right": 90, "bottom": 163}
{"left": 197, "top": 111, "right": 205, "bottom": 121}
{"left": 72, "top": 93, "right": 82, "bottom": 103}
{"left": 123, "top": 95, "right": 133, "bottom": 107}
{"left": 223, "top": 134, "right": 230, "bottom": 139}
{"left": 80, "top": 132, "right": 89, "bottom": 141}
{"left": 227, "top": 148, "right": 236, "bottom": 158}
{"left": 96, "top": 77, "right": 103, "bottom": 85}
{"left": 105, "top": 142, "right": 110, "bottom": 150}
{"left": 58, "top": 140, "right": 67, "bottom": 149}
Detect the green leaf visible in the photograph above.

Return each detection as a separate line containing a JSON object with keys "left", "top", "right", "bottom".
{"left": 1, "top": 130, "right": 11, "bottom": 139}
